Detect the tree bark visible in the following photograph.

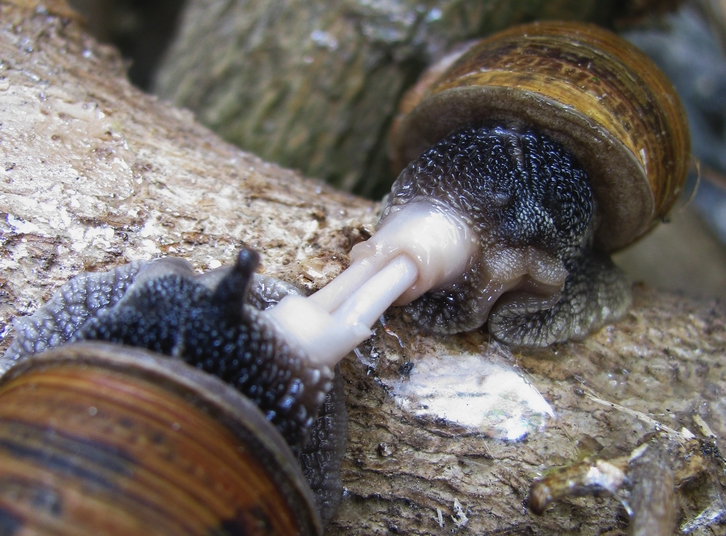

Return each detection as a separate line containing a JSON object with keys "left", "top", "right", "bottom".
{"left": 0, "top": 3, "right": 724, "bottom": 535}
{"left": 153, "top": 0, "right": 670, "bottom": 198}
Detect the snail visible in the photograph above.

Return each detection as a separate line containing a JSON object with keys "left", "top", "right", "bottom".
{"left": 281, "top": 20, "right": 691, "bottom": 348}
{"left": 384, "top": 20, "right": 690, "bottom": 346}
{"left": 2, "top": 249, "right": 347, "bottom": 533}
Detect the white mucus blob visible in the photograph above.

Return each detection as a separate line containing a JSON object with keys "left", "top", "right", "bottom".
{"left": 389, "top": 347, "right": 554, "bottom": 441}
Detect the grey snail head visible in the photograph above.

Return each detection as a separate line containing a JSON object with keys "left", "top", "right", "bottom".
{"left": 3, "top": 247, "right": 347, "bottom": 526}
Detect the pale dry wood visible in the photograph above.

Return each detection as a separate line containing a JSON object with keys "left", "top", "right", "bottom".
{"left": 0, "top": 4, "right": 724, "bottom": 535}
{"left": 153, "top": 0, "right": 634, "bottom": 197}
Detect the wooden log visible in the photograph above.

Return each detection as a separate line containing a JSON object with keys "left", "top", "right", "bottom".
{"left": 153, "top": 0, "right": 677, "bottom": 197}
{"left": 0, "top": 4, "right": 723, "bottom": 534}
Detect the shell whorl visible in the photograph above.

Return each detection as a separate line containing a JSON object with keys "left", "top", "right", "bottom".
{"left": 391, "top": 21, "right": 690, "bottom": 251}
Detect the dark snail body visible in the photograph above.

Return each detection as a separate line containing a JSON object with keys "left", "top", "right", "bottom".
{"left": 7, "top": 250, "right": 331, "bottom": 449}
{"left": 299, "top": 371, "right": 348, "bottom": 523}
{"left": 386, "top": 125, "right": 630, "bottom": 346}
{"left": 73, "top": 250, "right": 326, "bottom": 448}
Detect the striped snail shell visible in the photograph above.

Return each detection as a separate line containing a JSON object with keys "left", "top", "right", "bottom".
{"left": 0, "top": 342, "right": 323, "bottom": 535}
{"left": 391, "top": 20, "right": 690, "bottom": 251}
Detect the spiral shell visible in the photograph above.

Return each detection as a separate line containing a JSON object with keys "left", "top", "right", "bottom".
{"left": 390, "top": 21, "right": 691, "bottom": 252}
{"left": 0, "top": 343, "right": 322, "bottom": 535}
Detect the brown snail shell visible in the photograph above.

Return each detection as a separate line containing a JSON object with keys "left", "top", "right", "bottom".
{"left": 390, "top": 20, "right": 691, "bottom": 252}
{"left": 0, "top": 342, "right": 322, "bottom": 536}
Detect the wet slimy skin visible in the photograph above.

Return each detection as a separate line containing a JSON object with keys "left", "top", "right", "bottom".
{"left": 378, "top": 125, "right": 631, "bottom": 346}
